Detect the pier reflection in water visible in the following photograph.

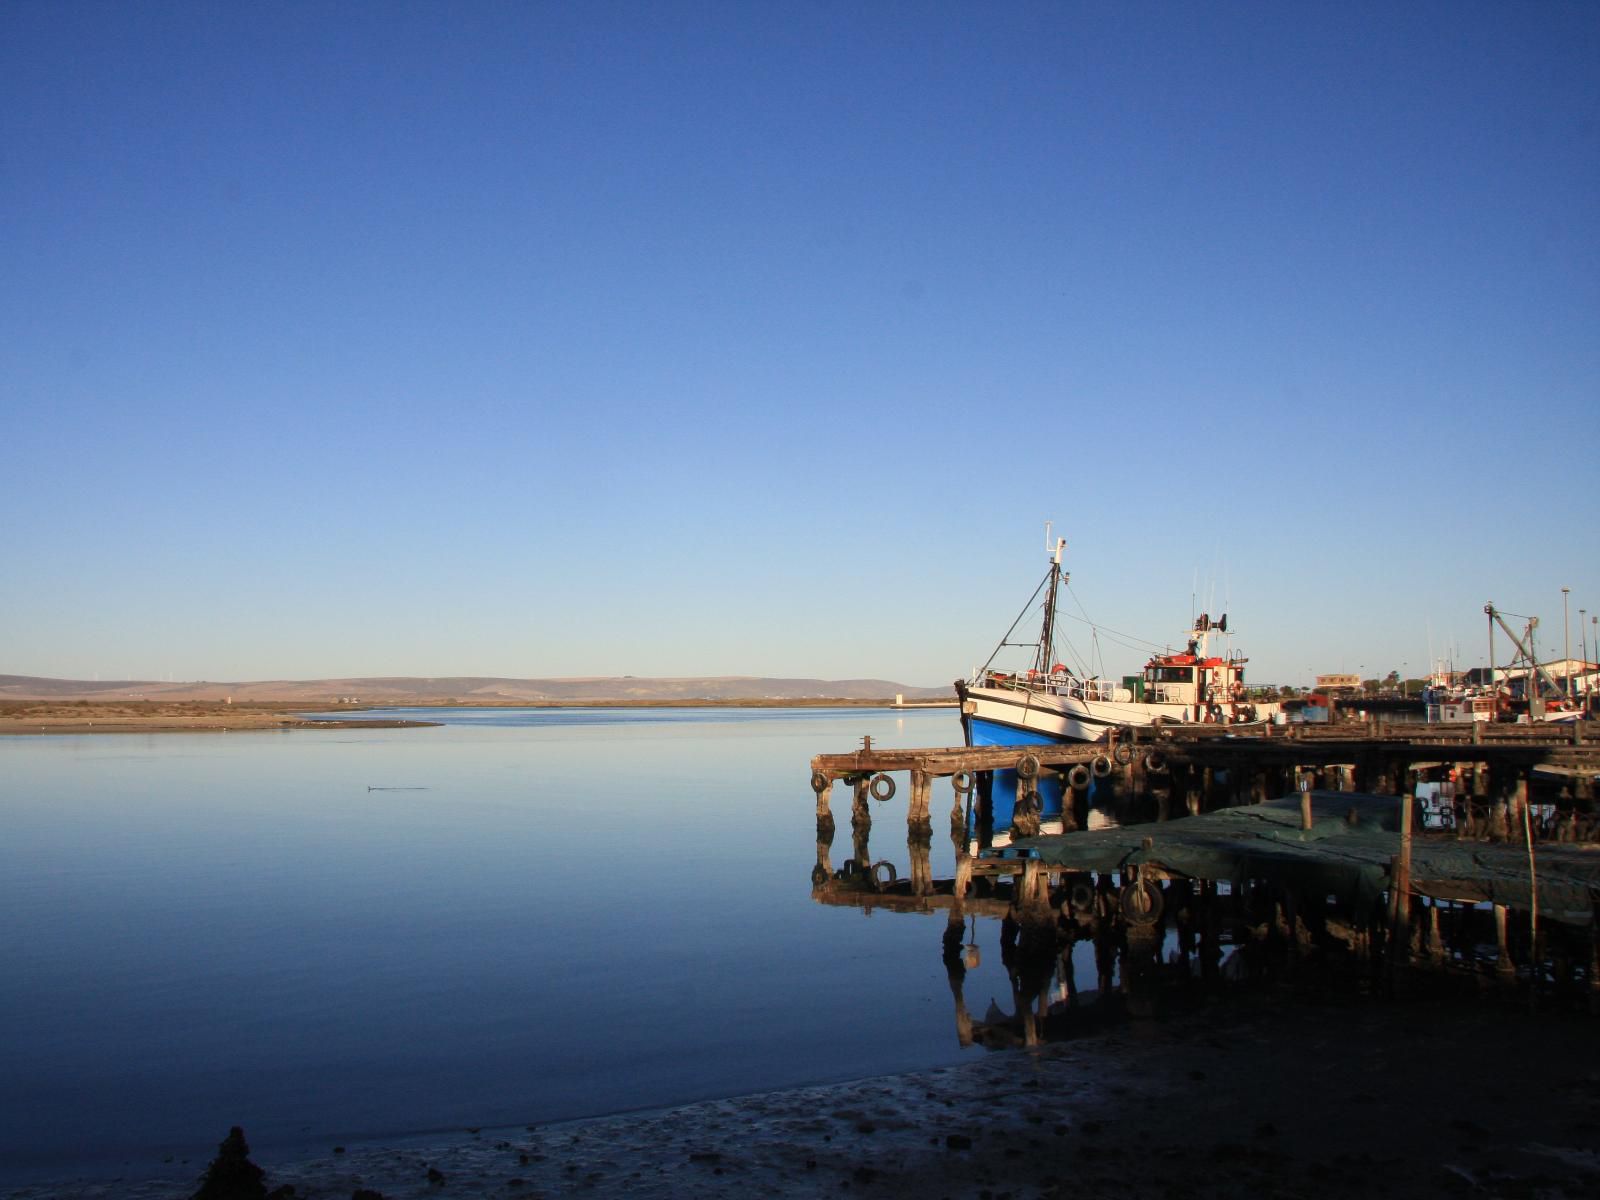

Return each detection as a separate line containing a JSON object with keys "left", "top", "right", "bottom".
{"left": 811, "top": 749, "right": 1600, "bottom": 1046}
{"left": 808, "top": 756, "right": 1229, "bottom": 1049}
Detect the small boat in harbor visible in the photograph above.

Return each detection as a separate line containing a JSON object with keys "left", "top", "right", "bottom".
{"left": 955, "top": 534, "right": 1280, "bottom": 750}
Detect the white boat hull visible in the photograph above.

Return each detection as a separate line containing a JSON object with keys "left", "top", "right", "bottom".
{"left": 965, "top": 684, "right": 1280, "bottom": 745}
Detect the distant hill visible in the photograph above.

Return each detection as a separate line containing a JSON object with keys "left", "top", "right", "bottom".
{"left": 0, "top": 674, "right": 955, "bottom": 704}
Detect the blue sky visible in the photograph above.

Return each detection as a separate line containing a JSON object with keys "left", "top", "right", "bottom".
{"left": 3, "top": 1, "right": 1597, "bottom": 688}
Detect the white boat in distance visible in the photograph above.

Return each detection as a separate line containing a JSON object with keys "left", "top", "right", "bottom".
{"left": 955, "top": 536, "right": 1280, "bottom": 747}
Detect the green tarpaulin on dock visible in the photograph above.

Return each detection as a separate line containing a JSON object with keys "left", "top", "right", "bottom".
{"left": 999, "top": 793, "right": 1600, "bottom": 925}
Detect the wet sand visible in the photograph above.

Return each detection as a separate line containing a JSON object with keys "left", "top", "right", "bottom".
{"left": 10, "top": 994, "right": 1596, "bottom": 1200}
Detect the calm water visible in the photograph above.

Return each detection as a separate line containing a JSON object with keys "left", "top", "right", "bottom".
{"left": 0, "top": 707, "right": 1007, "bottom": 1182}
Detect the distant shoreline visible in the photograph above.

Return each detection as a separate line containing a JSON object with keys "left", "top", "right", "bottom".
{"left": 0, "top": 697, "right": 956, "bottom": 735}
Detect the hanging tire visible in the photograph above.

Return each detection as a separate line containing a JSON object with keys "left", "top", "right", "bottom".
{"left": 869, "top": 773, "right": 896, "bottom": 802}
{"left": 1016, "top": 753, "right": 1041, "bottom": 779}
{"left": 811, "top": 864, "right": 829, "bottom": 886}
{"left": 1145, "top": 749, "right": 1167, "bottom": 773}
{"left": 1112, "top": 740, "right": 1135, "bottom": 766}
{"left": 1091, "top": 755, "right": 1113, "bottom": 778}
{"left": 1120, "top": 879, "right": 1164, "bottom": 926}
{"left": 951, "top": 770, "right": 974, "bottom": 794}
{"left": 1068, "top": 764, "right": 1091, "bottom": 789}
{"left": 870, "top": 860, "right": 898, "bottom": 887}
{"left": 1069, "top": 881, "right": 1095, "bottom": 913}
{"left": 810, "top": 770, "right": 829, "bottom": 793}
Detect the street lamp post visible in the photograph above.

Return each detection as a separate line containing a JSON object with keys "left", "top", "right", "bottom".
{"left": 1563, "top": 587, "right": 1571, "bottom": 698}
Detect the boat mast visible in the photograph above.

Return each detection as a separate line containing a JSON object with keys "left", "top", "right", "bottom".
{"left": 1036, "top": 530, "right": 1066, "bottom": 674}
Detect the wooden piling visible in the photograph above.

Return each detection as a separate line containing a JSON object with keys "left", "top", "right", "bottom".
{"left": 815, "top": 779, "right": 834, "bottom": 838}
{"left": 1390, "top": 791, "right": 1414, "bottom": 970}
{"left": 908, "top": 769, "right": 933, "bottom": 842}
{"left": 851, "top": 777, "right": 871, "bottom": 869}
{"left": 1494, "top": 903, "right": 1516, "bottom": 980}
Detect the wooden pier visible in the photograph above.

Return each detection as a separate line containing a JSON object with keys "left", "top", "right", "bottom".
{"left": 809, "top": 721, "right": 1600, "bottom": 1024}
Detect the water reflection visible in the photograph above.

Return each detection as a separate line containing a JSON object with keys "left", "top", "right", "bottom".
{"left": 817, "top": 864, "right": 1245, "bottom": 1050}
{"left": 2, "top": 707, "right": 972, "bottom": 1182}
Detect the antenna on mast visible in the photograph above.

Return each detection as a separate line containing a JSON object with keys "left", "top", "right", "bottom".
{"left": 1044, "top": 520, "right": 1064, "bottom": 564}
{"left": 1036, "top": 521, "right": 1067, "bottom": 675}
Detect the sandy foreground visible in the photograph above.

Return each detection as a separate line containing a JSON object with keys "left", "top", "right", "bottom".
{"left": 7, "top": 994, "right": 1597, "bottom": 1200}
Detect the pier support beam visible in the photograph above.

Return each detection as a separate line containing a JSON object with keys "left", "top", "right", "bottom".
{"left": 949, "top": 778, "right": 968, "bottom": 848}
{"left": 1012, "top": 774, "right": 1041, "bottom": 839}
{"left": 851, "top": 778, "right": 872, "bottom": 869}
{"left": 814, "top": 780, "right": 834, "bottom": 843}
{"left": 907, "top": 770, "right": 933, "bottom": 842}
{"left": 1494, "top": 904, "right": 1516, "bottom": 982}
{"left": 813, "top": 780, "right": 835, "bottom": 882}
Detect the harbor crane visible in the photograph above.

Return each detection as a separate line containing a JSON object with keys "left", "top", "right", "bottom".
{"left": 1484, "top": 603, "right": 1565, "bottom": 712}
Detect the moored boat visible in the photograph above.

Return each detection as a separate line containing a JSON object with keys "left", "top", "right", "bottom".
{"left": 956, "top": 534, "right": 1279, "bottom": 751}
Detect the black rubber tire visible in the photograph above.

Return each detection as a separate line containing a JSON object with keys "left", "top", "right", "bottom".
{"left": 1112, "top": 740, "right": 1135, "bottom": 766}
{"left": 869, "top": 773, "right": 896, "bottom": 802}
{"left": 810, "top": 770, "right": 829, "bottom": 794}
{"left": 871, "top": 860, "right": 898, "bottom": 887}
{"left": 951, "top": 770, "right": 974, "bottom": 794}
{"left": 1144, "top": 750, "right": 1167, "bottom": 773}
{"left": 1016, "top": 753, "right": 1041, "bottom": 779}
{"left": 1091, "top": 755, "right": 1113, "bottom": 778}
{"left": 1068, "top": 764, "right": 1091, "bottom": 789}
{"left": 1069, "top": 881, "right": 1095, "bottom": 913}
{"left": 1120, "top": 880, "right": 1164, "bottom": 926}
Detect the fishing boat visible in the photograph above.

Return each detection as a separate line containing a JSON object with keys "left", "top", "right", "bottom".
{"left": 956, "top": 534, "right": 1279, "bottom": 751}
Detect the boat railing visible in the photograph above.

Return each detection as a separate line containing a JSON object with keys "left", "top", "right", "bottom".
{"left": 1065, "top": 677, "right": 1124, "bottom": 702}
{"left": 979, "top": 669, "right": 1066, "bottom": 694}
{"left": 977, "top": 670, "right": 1129, "bottom": 703}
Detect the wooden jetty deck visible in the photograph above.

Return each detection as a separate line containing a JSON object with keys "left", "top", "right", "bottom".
{"left": 808, "top": 721, "right": 1600, "bottom": 1013}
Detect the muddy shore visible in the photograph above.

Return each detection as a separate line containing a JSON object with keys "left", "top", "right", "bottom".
{"left": 0, "top": 701, "right": 433, "bottom": 735}
{"left": 8, "top": 993, "right": 1595, "bottom": 1200}
{"left": 0, "top": 698, "right": 946, "bottom": 735}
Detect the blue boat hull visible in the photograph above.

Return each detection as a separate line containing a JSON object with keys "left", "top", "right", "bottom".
{"left": 967, "top": 715, "right": 1068, "bottom": 829}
